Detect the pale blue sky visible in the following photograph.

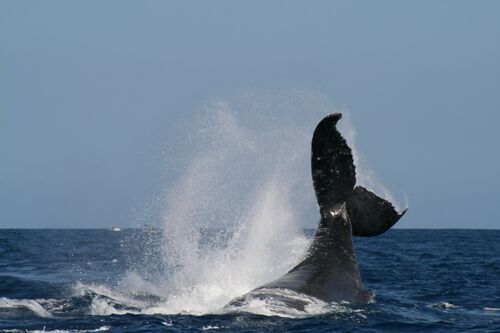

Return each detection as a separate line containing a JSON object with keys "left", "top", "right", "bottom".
{"left": 1, "top": 1, "right": 499, "bottom": 228}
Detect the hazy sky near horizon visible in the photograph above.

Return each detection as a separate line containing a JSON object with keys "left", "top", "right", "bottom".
{"left": 1, "top": 1, "right": 499, "bottom": 229}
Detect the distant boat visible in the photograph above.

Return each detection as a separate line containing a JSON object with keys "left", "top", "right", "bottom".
{"left": 110, "top": 225, "right": 121, "bottom": 232}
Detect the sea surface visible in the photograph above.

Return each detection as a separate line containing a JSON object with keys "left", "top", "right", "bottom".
{"left": 0, "top": 229, "right": 499, "bottom": 332}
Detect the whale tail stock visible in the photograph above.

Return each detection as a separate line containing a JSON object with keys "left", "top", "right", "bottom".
{"left": 257, "top": 201, "right": 373, "bottom": 305}
{"left": 311, "top": 113, "right": 406, "bottom": 237}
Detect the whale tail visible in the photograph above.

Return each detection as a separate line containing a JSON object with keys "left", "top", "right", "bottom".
{"left": 311, "top": 113, "right": 406, "bottom": 237}
{"left": 224, "top": 112, "right": 406, "bottom": 308}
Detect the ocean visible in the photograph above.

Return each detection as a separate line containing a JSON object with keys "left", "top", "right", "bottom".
{"left": 0, "top": 229, "right": 499, "bottom": 332}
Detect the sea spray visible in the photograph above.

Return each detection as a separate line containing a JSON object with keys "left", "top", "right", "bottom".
{"left": 157, "top": 97, "right": 318, "bottom": 314}
{"left": 124, "top": 90, "right": 404, "bottom": 315}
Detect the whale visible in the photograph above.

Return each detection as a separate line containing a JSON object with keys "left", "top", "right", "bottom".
{"left": 225, "top": 113, "right": 407, "bottom": 310}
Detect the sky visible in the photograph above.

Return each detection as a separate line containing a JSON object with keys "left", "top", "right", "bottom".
{"left": 1, "top": 1, "right": 499, "bottom": 229}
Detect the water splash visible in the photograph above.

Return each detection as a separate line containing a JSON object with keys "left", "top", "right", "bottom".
{"left": 157, "top": 92, "right": 325, "bottom": 314}
{"left": 124, "top": 91, "right": 403, "bottom": 316}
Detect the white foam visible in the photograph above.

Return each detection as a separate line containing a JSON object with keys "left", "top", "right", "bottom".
{"left": 0, "top": 297, "right": 52, "bottom": 318}
{"left": 221, "top": 288, "right": 359, "bottom": 318}
{"left": 202, "top": 325, "right": 223, "bottom": 330}
{"left": 71, "top": 282, "right": 156, "bottom": 316}
{"left": 428, "top": 302, "right": 459, "bottom": 309}
{"left": 74, "top": 280, "right": 362, "bottom": 318}
{"left": 88, "top": 327, "right": 111, "bottom": 332}
{"left": 223, "top": 288, "right": 329, "bottom": 318}
{"left": 73, "top": 282, "right": 147, "bottom": 309}
{"left": 484, "top": 307, "right": 500, "bottom": 312}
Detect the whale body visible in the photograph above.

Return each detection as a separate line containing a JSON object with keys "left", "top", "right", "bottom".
{"left": 226, "top": 113, "right": 406, "bottom": 310}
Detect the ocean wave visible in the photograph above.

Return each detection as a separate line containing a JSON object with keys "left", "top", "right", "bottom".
{"left": 2, "top": 228, "right": 499, "bottom": 332}
{"left": 1, "top": 327, "right": 110, "bottom": 333}
{"left": 484, "top": 307, "right": 500, "bottom": 312}
{"left": 0, "top": 297, "right": 53, "bottom": 318}
{"left": 428, "top": 301, "right": 459, "bottom": 309}
{"left": 68, "top": 282, "right": 365, "bottom": 319}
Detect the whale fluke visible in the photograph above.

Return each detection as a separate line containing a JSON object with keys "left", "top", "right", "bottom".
{"left": 311, "top": 113, "right": 406, "bottom": 236}
{"left": 225, "top": 112, "right": 407, "bottom": 310}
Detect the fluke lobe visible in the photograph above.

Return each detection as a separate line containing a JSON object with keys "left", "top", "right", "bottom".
{"left": 226, "top": 113, "right": 407, "bottom": 309}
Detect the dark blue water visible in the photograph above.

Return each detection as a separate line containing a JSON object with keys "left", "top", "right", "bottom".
{"left": 0, "top": 229, "right": 499, "bottom": 332}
